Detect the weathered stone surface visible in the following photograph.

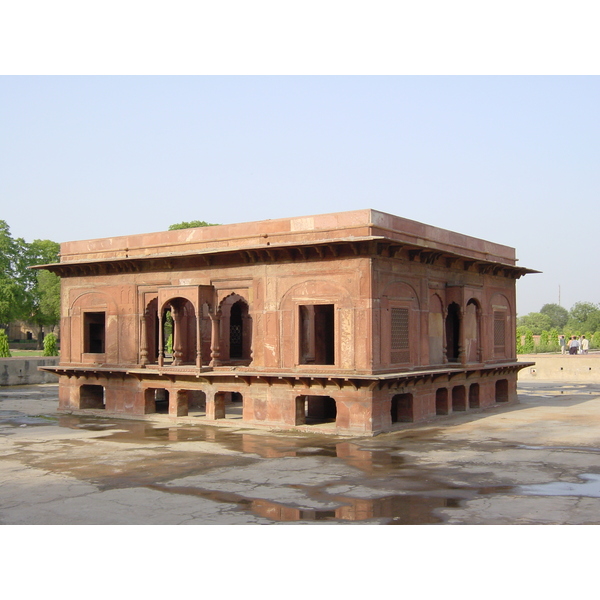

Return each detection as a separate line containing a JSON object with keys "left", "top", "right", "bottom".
{"left": 34, "top": 209, "right": 536, "bottom": 434}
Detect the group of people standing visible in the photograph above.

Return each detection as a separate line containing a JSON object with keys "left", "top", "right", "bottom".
{"left": 559, "top": 335, "right": 590, "bottom": 355}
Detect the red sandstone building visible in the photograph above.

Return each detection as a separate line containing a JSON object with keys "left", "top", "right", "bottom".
{"left": 37, "top": 209, "right": 535, "bottom": 435}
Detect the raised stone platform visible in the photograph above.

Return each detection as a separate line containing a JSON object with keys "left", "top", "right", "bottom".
{"left": 517, "top": 352, "right": 600, "bottom": 383}
{"left": 0, "top": 358, "right": 60, "bottom": 386}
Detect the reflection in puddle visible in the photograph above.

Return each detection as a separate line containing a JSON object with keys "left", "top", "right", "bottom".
{"left": 249, "top": 495, "right": 449, "bottom": 523}
{"left": 519, "top": 474, "right": 600, "bottom": 498}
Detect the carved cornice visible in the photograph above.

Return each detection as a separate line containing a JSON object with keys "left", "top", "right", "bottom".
{"left": 32, "top": 237, "right": 539, "bottom": 280}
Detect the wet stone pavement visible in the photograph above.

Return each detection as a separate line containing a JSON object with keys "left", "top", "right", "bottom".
{"left": 1, "top": 382, "right": 599, "bottom": 524}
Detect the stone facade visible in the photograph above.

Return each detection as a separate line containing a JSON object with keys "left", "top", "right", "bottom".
{"left": 35, "top": 209, "right": 536, "bottom": 435}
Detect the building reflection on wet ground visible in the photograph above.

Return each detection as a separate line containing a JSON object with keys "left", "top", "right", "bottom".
{"left": 2, "top": 382, "right": 600, "bottom": 524}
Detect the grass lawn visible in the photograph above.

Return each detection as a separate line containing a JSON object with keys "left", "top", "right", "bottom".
{"left": 8, "top": 350, "right": 57, "bottom": 357}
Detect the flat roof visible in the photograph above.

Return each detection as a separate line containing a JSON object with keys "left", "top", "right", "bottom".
{"left": 56, "top": 208, "right": 519, "bottom": 267}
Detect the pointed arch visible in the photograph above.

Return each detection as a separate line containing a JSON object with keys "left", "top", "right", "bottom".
{"left": 218, "top": 293, "right": 252, "bottom": 363}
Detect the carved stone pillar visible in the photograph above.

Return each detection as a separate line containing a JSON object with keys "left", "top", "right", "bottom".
{"left": 209, "top": 310, "right": 222, "bottom": 367}
{"left": 172, "top": 307, "right": 183, "bottom": 366}
{"left": 458, "top": 307, "right": 467, "bottom": 365}
{"left": 140, "top": 310, "right": 148, "bottom": 367}
{"left": 158, "top": 312, "right": 164, "bottom": 367}
{"left": 476, "top": 308, "right": 483, "bottom": 363}
{"left": 442, "top": 307, "right": 448, "bottom": 364}
{"left": 196, "top": 308, "right": 202, "bottom": 368}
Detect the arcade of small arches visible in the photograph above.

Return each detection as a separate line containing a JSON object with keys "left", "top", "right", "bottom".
{"left": 139, "top": 293, "right": 252, "bottom": 369}
{"left": 75, "top": 377, "right": 512, "bottom": 430}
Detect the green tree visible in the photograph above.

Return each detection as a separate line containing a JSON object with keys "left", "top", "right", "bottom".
{"left": 0, "top": 330, "right": 10, "bottom": 357}
{"left": 164, "top": 311, "right": 173, "bottom": 354}
{"left": 0, "top": 221, "right": 22, "bottom": 328}
{"left": 592, "top": 332, "right": 600, "bottom": 349}
{"left": 517, "top": 312, "right": 552, "bottom": 334}
{"left": 566, "top": 302, "right": 600, "bottom": 334}
{"left": 42, "top": 332, "right": 59, "bottom": 356}
{"left": 0, "top": 221, "right": 61, "bottom": 347}
{"left": 18, "top": 239, "right": 61, "bottom": 348}
{"left": 523, "top": 330, "right": 535, "bottom": 354}
{"left": 168, "top": 220, "right": 219, "bottom": 230}
{"left": 538, "top": 330, "right": 550, "bottom": 352}
{"left": 35, "top": 270, "right": 61, "bottom": 327}
{"left": 540, "top": 303, "right": 569, "bottom": 330}
{"left": 548, "top": 328, "right": 560, "bottom": 352}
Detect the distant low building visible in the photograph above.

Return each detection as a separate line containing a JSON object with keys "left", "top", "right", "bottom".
{"left": 7, "top": 321, "right": 59, "bottom": 345}
{"left": 35, "top": 209, "right": 536, "bottom": 434}
{"left": 8, "top": 321, "right": 36, "bottom": 342}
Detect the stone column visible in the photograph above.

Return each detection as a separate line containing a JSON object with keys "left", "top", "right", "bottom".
{"left": 476, "top": 307, "right": 483, "bottom": 363}
{"left": 169, "top": 389, "right": 188, "bottom": 416}
{"left": 196, "top": 308, "right": 202, "bottom": 368}
{"left": 140, "top": 310, "right": 148, "bottom": 367}
{"left": 458, "top": 306, "right": 466, "bottom": 365}
{"left": 172, "top": 307, "right": 183, "bottom": 366}
{"left": 209, "top": 310, "right": 222, "bottom": 367}
{"left": 206, "top": 390, "right": 225, "bottom": 420}
{"left": 158, "top": 312, "right": 164, "bottom": 367}
{"left": 442, "top": 307, "right": 448, "bottom": 364}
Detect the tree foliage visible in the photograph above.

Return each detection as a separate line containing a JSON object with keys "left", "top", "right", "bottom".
{"left": 566, "top": 302, "right": 600, "bottom": 334}
{"left": 0, "top": 220, "right": 22, "bottom": 327}
{"left": 168, "top": 220, "right": 219, "bottom": 230}
{"left": 523, "top": 330, "right": 535, "bottom": 354}
{"left": 42, "top": 332, "right": 59, "bottom": 356}
{"left": 540, "top": 303, "right": 569, "bottom": 329}
{"left": 0, "top": 330, "right": 10, "bottom": 357}
{"left": 517, "top": 312, "right": 552, "bottom": 334}
{"left": 0, "top": 220, "right": 60, "bottom": 346}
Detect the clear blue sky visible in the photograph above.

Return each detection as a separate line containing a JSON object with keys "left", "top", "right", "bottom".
{"left": 2, "top": 76, "right": 598, "bottom": 316}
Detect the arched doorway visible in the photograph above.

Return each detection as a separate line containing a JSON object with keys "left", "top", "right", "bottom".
{"left": 219, "top": 294, "right": 252, "bottom": 363}
{"left": 157, "top": 298, "right": 198, "bottom": 366}
{"left": 230, "top": 301, "right": 244, "bottom": 359}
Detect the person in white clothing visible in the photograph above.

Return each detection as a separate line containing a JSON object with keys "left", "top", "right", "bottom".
{"left": 581, "top": 335, "right": 589, "bottom": 354}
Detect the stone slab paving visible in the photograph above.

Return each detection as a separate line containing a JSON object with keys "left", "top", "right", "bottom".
{"left": 1, "top": 382, "right": 600, "bottom": 525}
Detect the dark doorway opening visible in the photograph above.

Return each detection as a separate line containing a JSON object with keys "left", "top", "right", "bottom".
{"left": 469, "top": 383, "right": 480, "bottom": 408}
{"left": 445, "top": 303, "right": 460, "bottom": 362}
{"left": 299, "top": 304, "right": 335, "bottom": 365}
{"left": 296, "top": 395, "right": 337, "bottom": 425}
{"left": 84, "top": 312, "right": 105, "bottom": 354}
{"left": 452, "top": 385, "right": 466, "bottom": 411}
{"left": 391, "top": 393, "right": 414, "bottom": 423}
{"left": 495, "top": 379, "right": 509, "bottom": 403}
{"left": 436, "top": 388, "right": 449, "bottom": 415}
{"left": 230, "top": 301, "right": 244, "bottom": 359}
{"left": 155, "top": 389, "right": 170, "bottom": 413}
{"left": 80, "top": 385, "right": 105, "bottom": 409}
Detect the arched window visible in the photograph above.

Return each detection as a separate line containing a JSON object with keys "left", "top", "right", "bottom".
{"left": 230, "top": 301, "right": 244, "bottom": 359}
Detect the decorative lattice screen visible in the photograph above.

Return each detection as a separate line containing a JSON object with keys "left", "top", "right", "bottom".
{"left": 391, "top": 308, "right": 410, "bottom": 363}
{"left": 494, "top": 312, "right": 506, "bottom": 355}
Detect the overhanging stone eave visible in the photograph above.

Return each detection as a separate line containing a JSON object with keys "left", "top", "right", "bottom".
{"left": 31, "top": 234, "right": 539, "bottom": 278}
{"left": 40, "top": 361, "right": 535, "bottom": 382}
{"left": 29, "top": 235, "right": 387, "bottom": 273}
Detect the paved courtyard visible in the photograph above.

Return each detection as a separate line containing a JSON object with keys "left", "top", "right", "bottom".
{"left": 1, "top": 381, "right": 599, "bottom": 524}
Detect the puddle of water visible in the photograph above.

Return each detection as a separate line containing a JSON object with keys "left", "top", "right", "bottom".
{"left": 148, "top": 482, "right": 455, "bottom": 524}
{"left": 519, "top": 474, "right": 600, "bottom": 498}
{"left": 0, "top": 410, "right": 57, "bottom": 427}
